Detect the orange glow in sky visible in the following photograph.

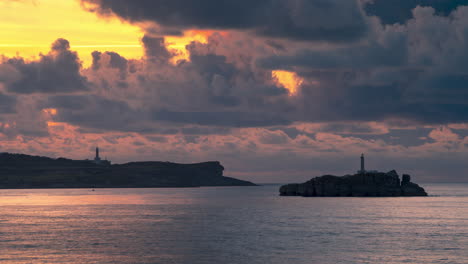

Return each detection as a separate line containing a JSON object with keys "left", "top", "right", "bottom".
{"left": 0, "top": 1, "right": 223, "bottom": 67}
{"left": 47, "top": 121, "right": 62, "bottom": 127}
{"left": 165, "top": 30, "right": 213, "bottom": 64}
{"left": 43, "top": 108, "right": 58, "bottom": 116}
{"left": 272, "top": 70, "right": 303, "bottom": 95}
{"left": 0, "top": 0, "right": 144, "bottom": 67}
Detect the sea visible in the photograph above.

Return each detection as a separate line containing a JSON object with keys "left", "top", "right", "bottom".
{"left": 0, "top": 183, "right": 467, "bottom": 264}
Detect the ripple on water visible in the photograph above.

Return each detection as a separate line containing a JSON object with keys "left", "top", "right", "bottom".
{"left": 0, "top": 184, "right": 467, "bottom": 264}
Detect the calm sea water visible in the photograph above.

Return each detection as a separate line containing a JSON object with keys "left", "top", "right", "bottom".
{"left": 0, "top": 184, "right": 467, "bottom": 264}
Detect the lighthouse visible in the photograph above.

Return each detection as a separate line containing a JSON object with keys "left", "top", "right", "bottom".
{"left": 94, "top": 147, "right": 101, "bottom": 163}
{"left": 92, "top": 147, "right": 111, "bottom": 165}
{"left": 360, "top": 153, "right": 365, "bottom": 173}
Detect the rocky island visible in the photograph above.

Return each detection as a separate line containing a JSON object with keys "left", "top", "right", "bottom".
{"left": 0, "top": 151, "right": 256, "bottom": 189}
{"left": 280, "top": 155, "right": 428, "bottom": 197}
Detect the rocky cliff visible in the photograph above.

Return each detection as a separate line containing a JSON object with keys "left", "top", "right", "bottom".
{"left": 0, "top": 153, "right": 256, "bottom": 188}
{"left": 280, "top": 170, "right": 427, "bottom": 197}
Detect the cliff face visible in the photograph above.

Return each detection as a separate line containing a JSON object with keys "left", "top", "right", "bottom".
{"left": 280, "top": 170, "right": 427, "bottom": 197}
{"left": 0, "top": 153, "right": 256, "bottom": 188}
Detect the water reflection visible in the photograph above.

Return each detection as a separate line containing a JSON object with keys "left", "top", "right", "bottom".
{"left": 0, "top": 185, "right": 467, "bottom": 264}
{"left": 0, "top": 188, "right": 198, "bottom": 206}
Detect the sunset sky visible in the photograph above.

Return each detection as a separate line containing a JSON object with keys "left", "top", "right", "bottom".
{"left": 0, "top": 0, "right": 467, "bottom": 183}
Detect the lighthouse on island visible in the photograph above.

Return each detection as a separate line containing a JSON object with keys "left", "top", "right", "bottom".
{"left": 357, "top": 153, "right": 378, "bottom": 174}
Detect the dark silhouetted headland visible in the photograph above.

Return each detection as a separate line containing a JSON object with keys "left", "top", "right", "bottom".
{"left": 0, "top": 153, "right": 256, "bottom": 188}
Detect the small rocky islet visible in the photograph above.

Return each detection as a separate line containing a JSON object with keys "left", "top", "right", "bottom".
{"left": 280, "top": 154, "right": 428, "bottom": 197}
{"left": 280, "top": 171, "right": 427, "bottom": 197}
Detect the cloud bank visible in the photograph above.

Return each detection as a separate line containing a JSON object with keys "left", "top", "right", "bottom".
{"left": 81, "top": 0, "right": 369, "bottom": 42}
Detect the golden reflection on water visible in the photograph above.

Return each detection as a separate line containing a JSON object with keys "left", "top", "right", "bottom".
{"left": 0, "top": 188, "right": 199, "bottom": 206}
{"left": 0, "top": 188, "right": 198, "bottom": 264}
{"left": 0, "top": 192, "right": 145, "bottom": 206}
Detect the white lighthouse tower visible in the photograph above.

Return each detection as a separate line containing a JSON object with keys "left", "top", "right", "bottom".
{"left": 360, "top": 153, "right": 365, "bottom": 174}
{"left": 94, "top": 147, "right": 101, "bottom": 163}
{"left": 357, "top": 153, "right": 378, "bottom": 174}
{"left": 92, "top": 147, "right": 111, "bottom": 166}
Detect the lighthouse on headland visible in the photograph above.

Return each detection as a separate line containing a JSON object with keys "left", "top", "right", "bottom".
{"left": 92, "top": 147, "right": 111, "bottom": 166}
{"left": 94, "top": 147, "right": 101, "bottom": 163}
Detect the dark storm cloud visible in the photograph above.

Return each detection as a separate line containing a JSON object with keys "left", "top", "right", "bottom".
{"left": 190, "top": 54, "right": 236, "bottom": 78}
{"left": 365, "top": 0, "right": 468, "bottom": 24}
{"left": 180, "top": 126, "right": 231, "bottom": 135}
{"left": 1, "top": 39, "right": 89, "bottom": 94}
{"left": 92, "top": 51, "right": 127, "bottom": 72}
{"left": 299, "top": 82, "right": 468, "bottom": 124}
{"left": 46, "top": 95, "right": 145, "bottom": 132}
{"left": 106, "top": 52, "right": 128, "bottom": 71}
{"left": 91, "top": 51, "right": 129, "bottom": 80}
{"left": 91, "top": 51, "right": 102, "bottom": 71}
{"left": 258, "top": 34, "right": 408, "bottom": 70}
{"left": 292, "top": 70, "right": 468, "bottom": 125}
{"left": 0, "top": 93, "right": 16, "bottom": 113}
{"left": 407, "top": 74, "right": 468, "bottom": 105}
{"left": 297, "top": 82, "right": 405, "bottom": 122}
{"left": 76, "top": 34, "right": 292, "bottom": 130}
{"left": 81, "top": 0, "right": 368, "bottom": 42}
{"left": 5, "top": 4, "right": 466, "bottom": 136}
{"left": 141, "top": 35, "right": 172, "bottom": 63}
{"left": 257, "top": 5, "right": 468, "bottom": 124}
{"left": 152, "top": 109, "right": 291, "bottom": 127}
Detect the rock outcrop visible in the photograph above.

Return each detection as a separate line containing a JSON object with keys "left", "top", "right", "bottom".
{"left": 280, "top": 170, "right": 427, "bottom": 197}
{"left": 0, "top": 153, "right": 256, "bottom": 188}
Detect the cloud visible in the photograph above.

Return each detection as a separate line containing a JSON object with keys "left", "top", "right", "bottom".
{"left": 364, "top": 0, "right": 468, "bottom": 24}
{"left": 0, "top": 92, "right": 16, "bottom": 113}
{"left": 0, "top": 38, "right": 89, "bottom": 94}
{"left": 141, "top": 35, "right": 172, "bottom": 63}
{"left": 78, "top": 33, "right": 294, "bottom": 129}
{"left": 0, "top": 95, "right": 51, "bottom": 137}
{"left": 46, "top": 95, "right": 146, "bottom": 132}
{"left": 3, "top": 120, "right": 467, "bottom": 182}
{"left": 258, "top": 32, "right": 408, "bottom": 69}
{"left": 81, "top": 0, "right": 369, "bottom": 42}
{"left": 152, "top": 109, "right": 291, "bottom": 127}
{"left": 91, "top": 51, "right": 129, "bottom": 81}
{"left": 429, "top": 126, "right": 460, "bottom": 143}
{"left": 257, "top": 6, "right": 468, "bottom": 124}
{"left": 7, "top": 7, "right": 463, "bottom": 135}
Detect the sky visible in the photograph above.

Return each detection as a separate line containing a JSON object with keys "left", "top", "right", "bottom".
{"left": 0, "top": 0, "right": 467, "bottom": 183}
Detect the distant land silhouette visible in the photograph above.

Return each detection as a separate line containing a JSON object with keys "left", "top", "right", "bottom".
{"left": 0, "top": 152, "right": 256, "bottom": 189}
{"left": 280, "top": 154, "right": 428, "bottom": 197}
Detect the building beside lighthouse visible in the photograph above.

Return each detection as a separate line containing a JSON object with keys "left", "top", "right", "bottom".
{"left": 92, "top": 147, "right": 111, "bottom": 166}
